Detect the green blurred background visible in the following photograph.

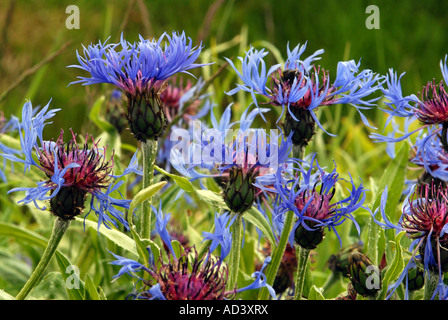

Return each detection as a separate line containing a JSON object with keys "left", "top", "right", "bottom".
{"left": 1, "top": 0, "right": 447, "bottom": 136}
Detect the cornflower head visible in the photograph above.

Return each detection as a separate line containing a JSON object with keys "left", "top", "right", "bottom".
{"left": 371, "top": 55, "right": 448, "bottom": 155}
{"left": 170, "top": 104, "right": 294, "bottom": 214}
{"left": 272, "top": 154, "right": 365, "bottom": 249}
{"left": 1, "top": 101, "right": 139, "bottom": 230}
{"left": 0, "top": 110, "right": 22, "bottom": 182}
{"left": 69, "top": 31, "right": 208, "bottom": 142}
{"left": 372, "top": 183, "right": 448, "bottom": 299}
{"left": 109, "top": 246, "right": 276, "bottom": 300}
{"left": 225, "top": 42, "right": 382, "bottom": 147}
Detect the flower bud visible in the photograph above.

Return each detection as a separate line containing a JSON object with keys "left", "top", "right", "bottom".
{"left": 294, "top": 220, "right": 325, "bottom": 250}
{"left": 126, "top": 89, "right": 167, "bottom": 142}
{"left": 348, "top": 251, "right": 381, "bottom": 297}
{"left": 223, "top": 167, "right": 256, "bottom": 214}
{"left": 50, "top": 186, "right": 87, "bottom": 220}
{"left": 407, "top": 266, "right": 425, "bottom": 292}
{"left": 283, "top": 108, "right": 316, "bottom": 147}
{"left": 328, "top": 242, "right": 363, "bottom": 276}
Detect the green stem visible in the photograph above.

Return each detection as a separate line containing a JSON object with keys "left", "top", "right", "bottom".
{"left": 16, "top": 217, "right": 70, "bottom": 300}
{"left": 294, "top": 246, "right": 311, "bottom": 300}
{"left": 227, "top": 214, "right": 243, "bottom": 291}
{"left": 258, "top": 210, "right": 295, "bottom": 300}
{"left": 424, "top": 271, "right": 440, "bottom": 300}
{"left": 292, "top": 145, "right": 304, "bottom": 164}
{"left": 140, "top": 138, "right": 158, "bottom": 239}
{"left": 258, "top": 144, "right": 304, "bottom": 300}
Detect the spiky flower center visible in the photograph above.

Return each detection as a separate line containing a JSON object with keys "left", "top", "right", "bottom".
{"left": 402, "top": 184, "right": 448, "bottom": 240}
{"left": 415, "top": 80, "right": 448, "bottom": 125}
{"left": 270, "top": 67, "right": 334, "bottom": 109}
{"left": 146, "top": 249, "right": 230, "bottom": 300}
{"left": 38, "top": 131, "right": 113, "bottom": 193}
{"left": 294, "top": 189, "right": 334, "bottom": 221}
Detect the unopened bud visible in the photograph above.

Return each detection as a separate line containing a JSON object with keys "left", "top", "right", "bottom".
{"left": 50, "top": 186, "right": 87, "bottom": 220}
{"left": 126, "top": 89, "right": 167, "bottom": 142}
{"left": 294, "top": 220, "right": 325, "bottom": 250}
{"left": 348, "top": 251, "right": 381, "bottom": 297}
{"left": 223, "top": 167, "right": 256, "bottom": 214}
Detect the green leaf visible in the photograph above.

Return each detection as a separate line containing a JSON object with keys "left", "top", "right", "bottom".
{"left": 308, "top": 285, "right": 325, "bottom": 300}
{"left": 55, "top": 252, "right": 85, "bottom": 300}
{"left": 28, "top": 272, "right": 68, "bottom": 300}
{"left": 129, "top": 226, "right": 161, "bottom": 267}
{"left": 244, "top": 207, "right": 276, "bottom": 246}
{"left": 74, "top": 217, "right": 138, "bottom": 258}
{"left": 377, "top": 231, "right": 406, "bottom": 300}
{"left": 366, "top": 142, "right": 409, "bottom": 264}
{"left": 195, "top": 189, "right": 228, "bottom": 209}
{"left": 155, "top": 165, "right": 196, "bottom": 192}
{"left": 0, "top": 222, "right": 48, "bottom": 248}
{"left": 128, "top": 180, "right": 168, "bottom": 215}
{"left": 84, "top": 274, "right": 101, "bottom": 300}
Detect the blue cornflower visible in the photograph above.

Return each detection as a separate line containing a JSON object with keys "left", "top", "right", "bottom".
{"left": 371, "top": 55, "right": 448, "bottom": 156}
{"left": 0, "top": 101, "right": 139, "bottom": 230}
{"left": 225, "top": 42, "right": 382, "bottom": 146}
{"left": 272, "top": 154, "right": 365, "bottom": 248}
{"left": 109, "top": 246, "right": 276, "bottom": 300}
{"left": 371, "top": 183, "right": 448, "bottom": 299}
{"left": 202, "top": 212, "right": 236, "bottom": 260}
{"left": 70, "top": 32, "right": 206, "bottom": 95}
{"left": 170, "top": 104, "right": 294, "bottom": 213}
{"left": 70, "top": 32, "right": 209, "bottom": 142}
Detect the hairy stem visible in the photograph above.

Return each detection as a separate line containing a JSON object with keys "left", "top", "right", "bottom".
{"left": 294, "top": 246, "right": 311, "bottom": 300}
{"left": 424, "top": 271, "right": 440, "bottom": 300}
{"left": 140, "top": 138, "right": 158, "bottom": 239}
{"left": 227, "top": 214, "right": 243, "bottom": 292}
{"left": 16, "top": 217, "right": 70, "bottom": 300}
